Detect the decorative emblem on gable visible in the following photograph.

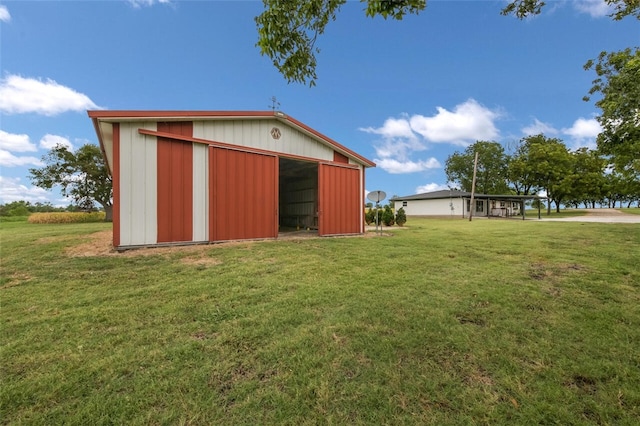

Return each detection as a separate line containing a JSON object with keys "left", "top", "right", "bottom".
{"left": 270, "top": 127, "right": 282, "bottom": 140}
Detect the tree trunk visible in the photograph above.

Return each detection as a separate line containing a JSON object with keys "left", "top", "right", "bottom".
{"left": 103, "top": 204, "right": 113, "bottom": 222}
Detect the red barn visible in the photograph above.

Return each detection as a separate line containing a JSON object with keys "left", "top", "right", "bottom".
{"left": 88, "top": 110, "right": 375, "bottom": 249}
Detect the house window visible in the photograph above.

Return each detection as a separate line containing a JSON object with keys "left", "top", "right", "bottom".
{"left": 500, "top": 201, "right": 505, "bottom": 208}
{"left": 402, "top": 201, "right": 407, "bottom": 207}
{"left": 475, "top": 200, "right": 484, "bottom": 212}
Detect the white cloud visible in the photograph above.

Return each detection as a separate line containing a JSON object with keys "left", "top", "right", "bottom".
{"left": 409, "top": 99, "right": 501, "bottom": 145}
{"left": 522, "top": 118, "right": 559, "bottom": 136}
{"left": 360, "top": 115, "right": 417, "bottom": 140}
{"left": 40, "top": 134, "right": 74, "bottom": 151}
{"left": 361, "top": 99, "right": 499, "bottom": 175}
{"left": 562, "top": 117, "right": 601, "bottom": 150}
{"left": 573, "top": 0, "right": 614, "bottom": 18}
{"left": 361, "top": 99, "right": 500, "bottom": 148}
{"left": 0, "top": 75, "right": 100, "bottom": 116}
{"left": 415, "top": 183, "right": 450, "bottom": 194}
{"left": 562, "top": 117, "right": 601, "bottom": 139}
{"left": 0, "top": 176, "right": 51, "bottom": 204}
{"left": 375, "top": 157, "right": 441, "bottom": 174}
{"left": 521, "top": 117, "right": 601, "bottom": 149}
{"left": 0, "top": 149, "right": 43, "bottom": 167}
{"left": 128, "top": 0, "right": 171, "bottom": 8}
{"left": 0, "top": 5, "right": 10, "bottom": 22}
{"left": 0, "top": 130, "right": 36, "bottom": 152}
{"left": 372, "top": 137, "right": 426, "bottom": 161}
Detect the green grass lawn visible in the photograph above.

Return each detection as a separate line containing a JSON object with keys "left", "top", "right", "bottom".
{"left": 618, "top": 208, "right": 640, "bottom": 215}
{"left": 2, "top": 219, "right": 639, "bottom": 425}
{"left": 525, "top": 209, "right": 589, "bottom": 218}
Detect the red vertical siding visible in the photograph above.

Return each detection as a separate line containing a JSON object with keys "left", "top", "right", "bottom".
{"left": 318, "top": 164, "right": 360, "bottom": 236}
{"left": 209, "top": 147, "right": 278, "bottom": 241}
{"left": 112, "top": 123, "right": 120, "bottom": 247}
{"left": 333, "top": 151, "right": 349, "bottom": 164}
{"left": 157, "top": 122, "right": 194, "bottom": 243}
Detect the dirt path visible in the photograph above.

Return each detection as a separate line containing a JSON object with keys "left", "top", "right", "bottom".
{"left": 539, "top": 208, "right": 640, "bottom": 223}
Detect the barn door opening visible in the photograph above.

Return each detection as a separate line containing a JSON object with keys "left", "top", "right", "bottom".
{"left": 278, "top": 158, "right": 318, "bottom": 232}
{"left": 209, "top": 147, "right": 278, "bottom": 242}
{"left": 318, "top": 163, "right": 361, "bottom": 236}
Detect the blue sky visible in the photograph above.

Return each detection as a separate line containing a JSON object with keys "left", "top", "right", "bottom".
{"left": 0, "top": 0, "right": 637, "bottom": 205}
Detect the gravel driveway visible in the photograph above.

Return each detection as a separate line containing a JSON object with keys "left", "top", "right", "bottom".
{"left": 538, "top": 208, "right": 640, "bottom": 223}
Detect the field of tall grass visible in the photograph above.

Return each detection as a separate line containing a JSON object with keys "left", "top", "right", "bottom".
{"left": 1, "top": 218, "right": 639, "bottom": 424}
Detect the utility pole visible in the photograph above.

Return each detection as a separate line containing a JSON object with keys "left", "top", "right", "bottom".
{"left": 469, "top": 151, "right": 479, "bottom": 221}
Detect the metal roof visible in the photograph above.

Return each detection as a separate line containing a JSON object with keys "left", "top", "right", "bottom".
{"left": 391, "top": 189, "right": 544, "bottom": 201}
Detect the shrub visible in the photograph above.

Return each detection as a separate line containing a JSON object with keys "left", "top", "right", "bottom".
{"left": 365, "top": 208, "right": 375, "bottom": 225}
{"left": 395, "top": 207, "right": 407, "bottom": 226}
{"left": 382, "top": 205, "right": 395, "bottom": 226}
{"left": 28, "top": 212, "right": 106, "bottom": 224}
{"left": 0, "top": 203, "right": 30, "bottom": 217}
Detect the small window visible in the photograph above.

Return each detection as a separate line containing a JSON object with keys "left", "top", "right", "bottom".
{"left": 402, "top": 201, "right": 407, "bottom": 207}
{"left": 500, "top": 201, "right": 505, "bottom": 208}
{"left": 475, "top": 200, "right": 484, "bottom": 212}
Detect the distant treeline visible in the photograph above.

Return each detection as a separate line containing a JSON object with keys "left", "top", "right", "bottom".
{"left": 0, "top": 201, "right": 94, "bottom": 217}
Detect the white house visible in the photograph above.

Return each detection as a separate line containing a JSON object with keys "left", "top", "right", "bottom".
{"left": 391, "top": 190, "right": 544, "bottom": 219}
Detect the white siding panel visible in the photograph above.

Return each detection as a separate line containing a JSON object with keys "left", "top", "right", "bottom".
{"left": 99, "top": 122, "right": 114, "bottom": 170}
{"left": 119, "top": 122, "right": 157, "bottom": 246}
{"left": 193, "top": 119, "right": 334, "bottom": 161}
{"left": 405, "top": 198, "right": 459, "bottom": 216}
{"left": 118, "top": 123, "right": 133, "bottom": 246}
{"left": 192, "top": 143, "right": 208, "bottom": 241}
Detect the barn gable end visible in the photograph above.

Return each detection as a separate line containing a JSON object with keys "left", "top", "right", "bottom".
{"left": 88, "top": 110, "right": 375, "bottom": 249}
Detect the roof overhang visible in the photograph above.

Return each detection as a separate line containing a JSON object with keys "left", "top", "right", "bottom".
{"left": 391, "top": 190, "right": 546, "bottom": 202}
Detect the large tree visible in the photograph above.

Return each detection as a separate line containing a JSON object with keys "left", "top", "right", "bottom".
{"left": 564, "top": 148, "right": 607, "bottom": 209}
{"left": 255, "top": 0, "right": 426, "bottom": 86}
{"left": 532, "top": 136, "right": 573, "bottom": 214}
{"left": 29, "top": 144, "right": 113, "bottom": 222}
{"left": 507, "top": 145, "right": 536, "bottom": 196}
{"left": 583, "top": 47, "right": 640, "bottom": 177}
{"left": 607, "top": 167, "right": 640, "bottom": 208}
{"left": 501, "top": 0, "right": 639, "bottom": 20}
{"left": 445, "top": 141, "right": 510, "bottom": 194}
{"left": 256, "top": 0, "right": 639, "bottom": 86}
{"left": 508, "top": 134, "right": 573, "bottom": 214}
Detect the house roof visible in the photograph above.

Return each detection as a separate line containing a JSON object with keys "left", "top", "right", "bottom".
{"left": 391, "top": 189, "right": 544, "bottom": 201}
{"left": 87, "top": 110, "right": 376, "bottom": 168}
